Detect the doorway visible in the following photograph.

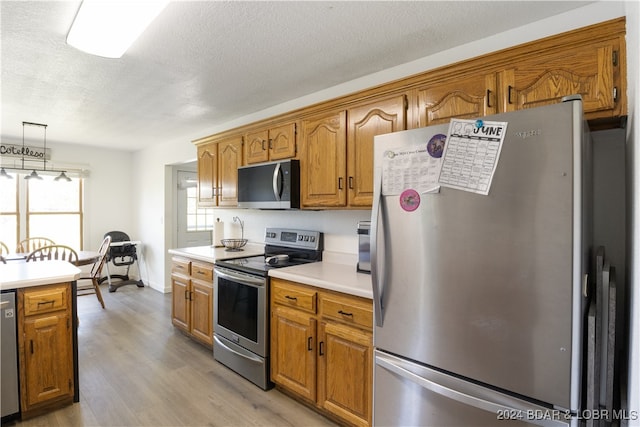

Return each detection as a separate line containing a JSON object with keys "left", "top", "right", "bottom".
{"left": 176, "top": 169, "right": 213, "bottom": 248}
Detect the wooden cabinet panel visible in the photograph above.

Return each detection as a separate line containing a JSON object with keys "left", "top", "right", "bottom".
{"left": 245, "top": 129, "right": 270, "bottom": 164}
{"left": 318, "top": 321, "right": 372, "bottom": 427}
{"left": 271, "top": 305, "right": 317, "bottom": 402}
{"left": 197, "top": 142, "right": 217, "bottom": 206}
{"left": 171, "top": 258, "right": 214, "bottom": 347}
{"left": 245, "top": 122, "right": 296, "bottom": 164}
{"left": 171, "top": 257, "right": 191, "bottom": 276}
{"left": 171, "top": 273, "right": 190, "bottom": 333}
{"left": 347, "top": 95, "right": 406, "bottom": 207}
{"left": 218, "top": 136, "right": 243, "bottom": 207}
{"left": 320, "top": 294, "right": 373, "bottom": 330}
{"left": 18, "top": 283, "right": 74, "bottom": 415}
{"left": 272, "top": 279, "right": 317, "bottom": 313}
{"left": 418, "top": 73, "right": 497, "bottom": 127}
{"left": 190, "top": 279, "right": 213, "bottom": 346}
{"left": 22, "top": 312, "right": 73, "bottom": 408}
{"left": 270, "top": 279, "right": 374, "bottom": 426}
{"left": 23, "top": 285, "right": 68, "bottom": 316}
{"left": 191, "top": 261, "right": 213, "bottom": 283}
{"left": 300, "top": 111, "right": 347, "bottom": 207}
{"left": 500, "top": 40, "right": 621, "bottom": 119}
{"left": 269, "top": 122, "right": 297, "bottom": 161}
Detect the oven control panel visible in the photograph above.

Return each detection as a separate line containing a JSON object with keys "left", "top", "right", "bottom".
{"left": 264, "top": 228, "right": 323, "bottom": 250}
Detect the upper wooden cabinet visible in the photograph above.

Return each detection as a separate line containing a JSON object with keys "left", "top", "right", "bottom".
{"left": 417, "top": 73, "right": 497, "bottom": 127}
{"left": 194, "top": 18, "right": 626, "bottom": 210}
{"left": 218, "top": 136, "right": 243, "bottom": 207}
{"left": 196, "top": 135, "right": 243, "bottom": 207}
{"left": 347, "top": 94, "right": 407, "bottom": 207}
{"left": 245, "top": 122, "right": 297, "bottom": 164}
{"left": 499, "top": 38, "right": 623, "bottom": 120}
{"left": 197, "top": 142, "right": 217, "bottom": 206}
{"left": 299, "top": 95, "right": 407, "bottom": 208}
{"left": 300, "top": 111, "right": 347, "bottom": 208}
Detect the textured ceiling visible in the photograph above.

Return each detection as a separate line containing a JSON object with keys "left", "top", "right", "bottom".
{"left": 1, "top": 1, "right": 591, "bottom": 151}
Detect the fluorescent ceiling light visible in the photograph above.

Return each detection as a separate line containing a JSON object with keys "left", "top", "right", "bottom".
{"left": 67, "top": 0, "right": 168, "bottom": 58}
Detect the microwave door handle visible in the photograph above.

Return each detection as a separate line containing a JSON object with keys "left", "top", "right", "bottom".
{"left": 272, "top": 163, "right": 282, "bottom": 201}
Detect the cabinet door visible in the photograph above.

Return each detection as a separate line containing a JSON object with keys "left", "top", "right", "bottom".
{"left": 197, "top": 142, "right": 218, "bottom": 206}
{"left": 418, "top": 73, "right": 497, "bottom": 127}
{"left": 347, "top": 95, "right": 406, "bottom": 207}
{"left": 500, "top": 40, "right": 620, "bottom": 119}
{"left": 190, "top": 279, "right": 213, "bottom": 347}
{"left": 269, "top": 122, "right": 297, "bottom": 161}
{"left": 218, "top": 136, "right": 243, "bottom": 207}
{"left": 22, "top": 312, "right": 73, "bottom": 408}
{"left": 245, "top": 129, "right": 269, "bottom": 164}
{"left": 171, "top": 274, "right": 190, "bottom": 333}
{"left": 271, "top": 305, "right": 317, "bottom": 402}
{"left": 300, "top": 111, "right": 347, "bottom": 207}
{"left": 318, "top": 321, "right": 373, "bottom": 427}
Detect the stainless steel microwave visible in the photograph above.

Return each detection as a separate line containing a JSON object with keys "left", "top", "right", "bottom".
{"left": 237, "top": 159, "right": 300, "bottom": 209}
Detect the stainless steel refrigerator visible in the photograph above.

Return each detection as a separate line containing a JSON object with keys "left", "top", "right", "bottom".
{"left": 371, "top": 98, "right": 591, "bottom": 426}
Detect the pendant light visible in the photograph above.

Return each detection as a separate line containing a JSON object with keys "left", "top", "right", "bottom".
{"left": 54, "top": 171, "right": 72, "bottom": 182}
{"left": 0, "top": 167, "right": 12, "bottom": 179}
{"left": 0, "top": 122, "right": 74, "bottom": 182}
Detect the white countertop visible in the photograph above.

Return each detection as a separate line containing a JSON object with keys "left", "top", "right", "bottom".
{"left": 268, "top": 261, "right": 373, "bottom": 299}
{"left": 169, "top": 245, "right": 372, "bottom": 299}
{"left": 0, "top": 260, "right": 81, "bottom": 290}
{"left": 168, "top": 243, "right": 265, "bottom": 264}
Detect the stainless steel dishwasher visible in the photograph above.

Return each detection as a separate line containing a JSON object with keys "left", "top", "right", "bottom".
{"left": 1, "top": 292, "right": 20, "bottom": 418}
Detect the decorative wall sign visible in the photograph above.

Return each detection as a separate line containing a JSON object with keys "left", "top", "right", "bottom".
{"left": 0, "top": 143, "right": 51, "bottom": 160}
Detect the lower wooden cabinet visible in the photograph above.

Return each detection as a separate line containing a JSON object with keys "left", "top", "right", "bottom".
{"left": 171, "top": 257, "right": 214, "bottom": 347}
{"left": 17, "top": 283, "right": 75, "bottom": 418}
{"left": 270, "top": 278, "right": 373, "bottom": 427}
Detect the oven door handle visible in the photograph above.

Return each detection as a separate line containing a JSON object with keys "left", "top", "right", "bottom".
{"left": 214, "top": 335, "right": 263, "bottom": 364}
{"left": 214, "top": 268, "right": 265, "bottom": 287}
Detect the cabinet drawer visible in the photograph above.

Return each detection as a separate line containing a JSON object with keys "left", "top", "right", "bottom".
{"left": 23, "top": 285, "right": 69, "bottom": 316}
{"left": 191, "top": 261, "right": 213, "bottom": 282}
{"left": 320, "top": 294, "right": 373, "bottom": 330}
{"left": 272, "top": 280, "right": 317, "bottom": 314}
{"left": 171, "top": 257, "right": 191, "bottom": 276}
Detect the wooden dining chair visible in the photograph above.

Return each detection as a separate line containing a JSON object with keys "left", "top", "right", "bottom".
{"left": 0, "top": 241, "right": 9, "bottom": 256}
{"left": 77, "top": 235, "right": 112, "bottom": 309}
{"left": 17, "top": 237, "right": 55, "bottom": 253}
{"left": 26, "top": 245, "right": 79, "bottom": 264}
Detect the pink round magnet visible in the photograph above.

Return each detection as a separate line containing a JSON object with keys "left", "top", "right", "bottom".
{"left": 400, "top": 189, "right": 420, "bottom": 212}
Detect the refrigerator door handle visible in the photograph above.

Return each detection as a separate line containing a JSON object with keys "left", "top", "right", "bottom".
{"left": 371, "top": 173, "right": 384, "bottom": 326}
{"left": 376, "top": 352, "right": 572, "bottom": 427}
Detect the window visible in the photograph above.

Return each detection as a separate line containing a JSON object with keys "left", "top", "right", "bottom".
{"left": 186, "top": 185, "right": 214, "bottom": 231}
{"left": 0, "top": 173, "right": 83, "bottom": 251}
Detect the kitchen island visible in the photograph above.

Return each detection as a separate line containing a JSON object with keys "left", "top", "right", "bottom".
{"left": 0, "top": 260, "right": 80, "bottom": 420}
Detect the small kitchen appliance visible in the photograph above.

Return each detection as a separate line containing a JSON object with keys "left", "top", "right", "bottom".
{"left": 213, "top": 227, "right": 323, "bottom": 390}
{"left": 357, "top": 220, "right": 371, "bottom": 273}
{"left": 237, "top": 159, "right": 300, "bottom": 209}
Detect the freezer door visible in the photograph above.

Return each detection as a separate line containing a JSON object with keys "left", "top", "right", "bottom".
{"left": 374, "top": 350, "right": 575, "bottom": 427}
{"left": 372, "top": 100, "right": 587, "bottom": 410}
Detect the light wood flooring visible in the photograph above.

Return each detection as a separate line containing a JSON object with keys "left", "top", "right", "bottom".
{"left": 9, "top": 284, "right": 337, "bottom": 427}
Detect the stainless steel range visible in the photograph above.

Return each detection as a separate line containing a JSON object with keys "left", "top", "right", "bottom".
{"left": 213, "top": 227, "right": 323, "bottom": 390}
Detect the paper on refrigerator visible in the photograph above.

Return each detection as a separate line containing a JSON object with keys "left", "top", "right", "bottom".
{"left": 381, "top": 134, "right": 446, "bottom": 196}
{"left": 437, "top": 118, "right": 508, "bottom": 195}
